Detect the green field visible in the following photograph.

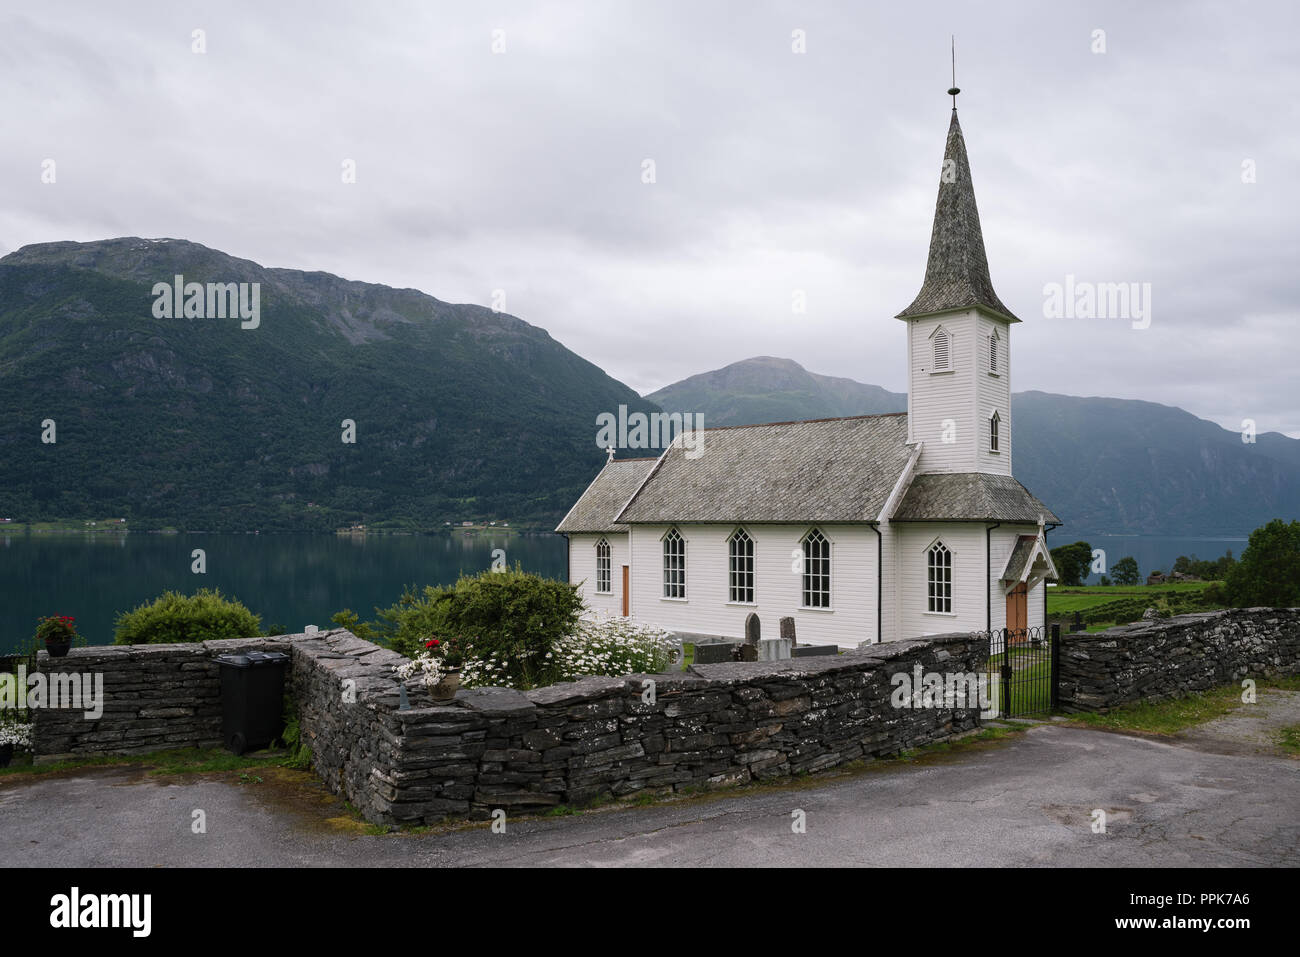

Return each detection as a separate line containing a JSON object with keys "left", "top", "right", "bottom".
{"left": 1046, "top": 581, "right": 1225, "bottom": 629}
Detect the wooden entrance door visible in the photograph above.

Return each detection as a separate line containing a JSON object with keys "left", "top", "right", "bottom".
{"left": 1006, "top": 582, "right": 1028, "bottom": 633}
{"left": 621, "top": 565, "right": 630, "bottom": 616}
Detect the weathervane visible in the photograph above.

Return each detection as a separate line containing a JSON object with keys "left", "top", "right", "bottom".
{"left": 948, "top": 35, "right": 960, "bottom": 109}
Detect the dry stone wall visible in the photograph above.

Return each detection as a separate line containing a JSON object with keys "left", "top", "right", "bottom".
{"left": 31, "top": 636, "right": 304, "bottom": 759}
{"left": 29, "top": 629, "right": 987, "bottom": 825}
{"left": 1056, "top": 607, "right": 1300, "bottom": 712}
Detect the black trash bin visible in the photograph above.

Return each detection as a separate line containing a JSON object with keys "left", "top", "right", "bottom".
{"left": 215, "top": 651, "right": 291, "bottom": 755}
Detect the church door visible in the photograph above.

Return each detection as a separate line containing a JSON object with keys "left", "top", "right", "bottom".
{"left": 1005, "top": 582, "right": 1028, "bottom": 635}
{"left": 621, "top": 565, "right": 630, "bottom": 617}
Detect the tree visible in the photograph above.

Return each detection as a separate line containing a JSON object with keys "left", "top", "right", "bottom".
{"left": 1223, "top": 519, "right": 1300, "bottom": 607}
{"left": 1049, "top": 540, "right": 1093, "bottom": 587}
{"left": 1111, "top": 556, "right": 1140, "bottom": 586}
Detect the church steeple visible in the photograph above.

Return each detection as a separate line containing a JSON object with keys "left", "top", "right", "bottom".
{"left": 896, "top": 106, "right": 1020, "bottom": 323}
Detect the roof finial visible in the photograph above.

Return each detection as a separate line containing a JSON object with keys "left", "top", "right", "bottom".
{"left": 947, "top": 35, "right": 960, "bottom": 110}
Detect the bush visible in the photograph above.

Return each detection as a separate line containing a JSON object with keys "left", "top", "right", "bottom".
{"left": 114, "top": 588, "right": 262, "bottom": 645}
{"left": 352, "top": 566, "right": 583, "bottom": 688}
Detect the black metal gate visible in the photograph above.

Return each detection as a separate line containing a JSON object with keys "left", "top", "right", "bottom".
{"left": 977, "top": 623, "right": 1059, "bottom": 718}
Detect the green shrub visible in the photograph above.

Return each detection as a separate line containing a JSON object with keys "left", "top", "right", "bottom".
{"left": 114, "top": 588, "right": 262, "bottom": 645}
{"left": 1224, "top": 519, "right": 1300, "bottom": 608}
{"left": 349, "top": 566, "right": 583, "bottom": 688}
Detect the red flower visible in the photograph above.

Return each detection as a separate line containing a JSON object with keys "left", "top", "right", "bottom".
{"left": 425, "top": 639, "right": 440, "bottom": 648}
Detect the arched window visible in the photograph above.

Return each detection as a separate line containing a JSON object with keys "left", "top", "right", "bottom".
{"left": 662, "top": 527, "right": 686, "bottom": 599}
{"left": 989, "top": 329, "right": 999, "bottom": 374}
{"left": 728, "top": 528, "right": 755, "bottom": 604}
{"left": 595, "top": 538, "right": 611, "bottom": 594}
{"left": 801, "top": 528, "right": 831, "bottom": 608}
{"left": 931, "top": 326, "right": 951, "bottom": 372}
{"left": 990, "top": 411, "right": 1000, "bottom": 453}
{"left": 927, "top": 541, "right": 952, "bottom": 613}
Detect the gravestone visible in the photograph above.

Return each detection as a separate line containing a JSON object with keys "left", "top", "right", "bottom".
{"left": 693, "top": 640, "right": 742, "bottom": 664}
{"left": 792, "top": 645, "right": 838, "bottom": 658}
{"left": 779, "top": 616, "right": 796, "bottom": 649}
{"left": 758, "top": 638, "right": 792, "bottom": 661}
{"left": 739, "top": 613, "right": 761, "bottom": 661}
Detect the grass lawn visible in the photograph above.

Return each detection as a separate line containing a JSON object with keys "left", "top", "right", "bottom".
{"left": 1047, "top": 581, "right": 1217, "bottom": 615}
{"left": 1063, "top": 674, "right": 1300, "bottom": 735}
{"left": 1046, "top": 580, "right": 1226, "bottom": 630}
{"left": 0, "top": 745, "right": 310, "bottom": 778}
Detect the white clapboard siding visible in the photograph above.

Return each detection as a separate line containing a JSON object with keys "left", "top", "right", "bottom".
{"left": 975, "top": 314, "right": 1013, "bottom": 475}
{"left": 892, "top": 522, "right": 989, "bottom": 638}
{"left": 568, "top": 532, "right": 629, "bottom": 618}
{"left": 879, "top": 522, "right": 899, "bottom": 642}
{"left": 907, "top": 310, "right": 978, "bottom": 473}
{"left": 625, "top": 523, "right": 879, "bottom": 647}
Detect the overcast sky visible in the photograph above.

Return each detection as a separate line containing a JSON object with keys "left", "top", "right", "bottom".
{"left": 3, "top": 0, "right": 1297, "bottom": 435}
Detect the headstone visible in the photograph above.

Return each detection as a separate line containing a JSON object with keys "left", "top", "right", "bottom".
{"left": 758, "top": 638, "right": 792, "bottom": 661}
{"left": 694, "top": 641, "right": 742, "bottom": 664}
{"left": 1070, "top": 611, "right": 1086, "bottom": 633}
{"left": 792, "top": 645, "right": 839, "bottom": 658}
{"left": 744, "top": 613, "right": 761, "bottom": 646}
{"left": 737, "top": 643, "right": 759, "bottom": 662}
{"left": 779, "top": 616, "right": 796, "bottom": 648}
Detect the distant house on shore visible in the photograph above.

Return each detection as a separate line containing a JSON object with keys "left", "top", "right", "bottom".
{"left": 558, "top": 96, "right": 1060, "bottom": 646}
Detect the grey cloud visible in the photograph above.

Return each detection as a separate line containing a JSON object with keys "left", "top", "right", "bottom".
{"left": 1, "top": 0, "right": 1296, "bottom": 435}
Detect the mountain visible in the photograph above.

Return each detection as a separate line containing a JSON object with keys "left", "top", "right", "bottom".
{"left": 647, "top": 357, "right": 1300, "bottom": 537}
{"left": 0, "top": 238, "right": 657, "bottom": 531}
{"left": 645, "top": 356, "right": 905, "bottom": 425}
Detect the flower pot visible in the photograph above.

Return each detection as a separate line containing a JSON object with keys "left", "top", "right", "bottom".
{"left": 45, "top": 638, "right": 72, "bottom": 658}
{"left": 0, "top": 744, "right": 12, "bottom": 768}
{"left": 430, "top": 669, "right": 461, "bottom": 703}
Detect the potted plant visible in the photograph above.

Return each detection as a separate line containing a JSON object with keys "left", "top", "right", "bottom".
{"left": 0, "top": 721, "right": 32, "bottom": 768}
{"left": 394, "top": 635, "right": 464, "bottom": 703}
{"left": 36, "top": 615, "right": 78, "bottom": 658}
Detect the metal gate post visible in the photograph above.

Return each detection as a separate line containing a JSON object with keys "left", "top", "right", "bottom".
{"left": 1050, "top": 622, "right": 1061, "bottom": 712}
{"left": 999, "top": 628, "right": 1012, "bottom": 718}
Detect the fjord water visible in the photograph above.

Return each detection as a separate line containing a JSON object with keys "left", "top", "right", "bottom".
{"left": 1067, "top": 532, "right": 1247, "bottom": 586}
{"left": 0, "top": 532, "right": 567, "bottom": 653}
{"left": 2, "top": 530, "right": 1249, "bottom": 653}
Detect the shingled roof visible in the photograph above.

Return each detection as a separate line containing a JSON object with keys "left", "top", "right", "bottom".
{"left": 555, "top": 458, "right": 657, "bottom": 533}
{"left": 896, "top": 111, "right": 1020, "bottom": 324}
{"left": 891, "top": 472, "right": 1060, "bottom": 524}
{"left": 614, "top": 414, "right": 912, "bottom": 525}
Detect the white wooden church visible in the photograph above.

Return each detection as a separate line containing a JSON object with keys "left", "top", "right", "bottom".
{"left": 557, "top": 99, "right": 1059, "bottom": 647}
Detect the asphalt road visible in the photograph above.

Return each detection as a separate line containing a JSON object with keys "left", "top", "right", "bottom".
{"left": 3, "top": 693, "right": 1297, "bottom": 867}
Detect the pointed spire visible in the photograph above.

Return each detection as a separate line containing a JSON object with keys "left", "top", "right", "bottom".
{"left": 896, "top": 107, "right": 1020, "bottom": 323}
